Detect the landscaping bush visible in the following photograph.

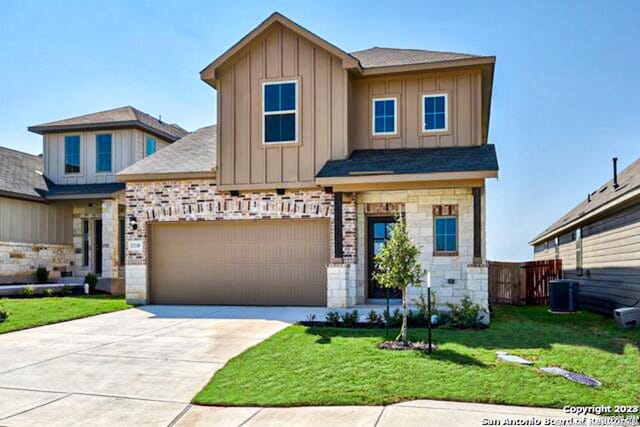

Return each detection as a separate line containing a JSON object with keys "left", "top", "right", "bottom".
{"left": 383, "top": 308, "right": 403, "bottom": 328}
{"left": 36, "top": 266, "right": 49, "bottom": 284}
{"left": 22, "top": 285, "right": 35, "bottom": 297}
{"left": 340, "top": 310, "right": 359, "bottom": 328}
{"left": 85, "top": 273, "right": 98, "bottom": 292}
{"left": 0, "top": 306, "right": 8, "bottom": 323}
{"left": 62, "top": 285, "right": 73, "bottom": 295}
{"left": 366, "top": 310, "right": 384, "bottom": 328}
{"left": 441, "top": 296, "right": 486, "bottom": 329}
{"left": 43, "top": 288, "right": 55, "bottom": 297}
{"left": 325, "top": 311, "right": 341, "bottom": 327}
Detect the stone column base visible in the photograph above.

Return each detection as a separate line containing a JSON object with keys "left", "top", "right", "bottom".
{"left": 125, "top": 264, "right": 147, "bottom": 305}
{"left": 467, "top": 264, "right": 490, "bottom": 324}
{"left": 327, "top": 264, "right": 357, "bottom": 308}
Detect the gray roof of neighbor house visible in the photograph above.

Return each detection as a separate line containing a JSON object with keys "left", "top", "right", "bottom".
{"left": 316, "top": 145, "right": 499, "bottom": 178}
{"left": 350, "top": 47, "right": 480, "bottom": 69}
{"left": 530, "top": 158, "right": 640, "bottom": 245}
{"left": 117, "top": 125, "right": 216, "bottom": 180}
{"left": 0, "top": 146, "right": 48, "bottom": 201}
{"left": 28, "top": 106, "right": 188, "bottom": 142}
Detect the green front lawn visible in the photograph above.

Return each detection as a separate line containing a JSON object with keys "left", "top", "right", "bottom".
{"left": 194, "top": 305, "right": 640, "bottom": 408}
{"left": 0, "top": 295, "right": 131, "bottom": 334}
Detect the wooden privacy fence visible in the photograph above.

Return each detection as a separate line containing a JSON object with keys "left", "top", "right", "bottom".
{"left": 488, "top": 259, "right": 563, "bottom": 306}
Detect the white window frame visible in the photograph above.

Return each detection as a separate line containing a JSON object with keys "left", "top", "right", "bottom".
{"left": 421, "top": 93, "right": 448, "bottom": 133}
{"left": 262, "top": 80, "right": 298, "bottom": 145}
{"left": 371, "top": 97, "right": 398, "bottom": 136}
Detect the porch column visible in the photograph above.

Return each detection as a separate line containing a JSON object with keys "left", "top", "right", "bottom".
{"left": 101, "top": 199, "right": 119, "bottom": 280}
{"left": 468, "top": 186, "right": 489, "bottom": 320}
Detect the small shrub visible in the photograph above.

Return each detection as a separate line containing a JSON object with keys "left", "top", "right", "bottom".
{"left": 383, "top": 308, "right": 403, "bottom": 328}
{"left": 62, "top": 284, "right": 73, "bottom": 295}
{"left": 43, "top": 288, "right": 55, "bottom": 297}
{"left": 0, "top": 306, "right": 8, "bottom": 322}
{"left": 85, "top": 273, "right": 98, "bottom": 292}
{"left": 36, "top": 266, "right": 49, "bottom": 284}
{"left": 325, "top": 311, "right": 341, "bottom": 327}
{"left": 442, "top": 296, "right": 485, "bottom": 329}
{"left": 22, "top": 285, "right": 35, "bottom": 297}
{"left": 366, "top": 310, "right": 384, "bottom": 328}
{"left": 306, "top": 313, "right": 317, "bottom": 323}
{"left": 340, "top": 310, "right": 359, "bottom": 328}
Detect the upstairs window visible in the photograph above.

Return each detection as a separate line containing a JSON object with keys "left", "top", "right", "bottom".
{"left": 64, "top": 135, "right": 80, "bottom": 174}
{"left": 263, "top": 81, "right": 297, "bottom": 144}
{"left": 423, "top": 94, "right": 448, "bottom": 132}
{"left": 372, "top": 97, "right": 397, "bottom": 136}
{"left": 96, "top": 134, "right": 112, "bottom": 172}
{"left": 145, "top": 137, "right": 157, "bottom": 157}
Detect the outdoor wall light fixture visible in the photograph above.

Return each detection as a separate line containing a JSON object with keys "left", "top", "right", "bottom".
{"left": 128, "top": 215, "right": 137, "bottom": 231}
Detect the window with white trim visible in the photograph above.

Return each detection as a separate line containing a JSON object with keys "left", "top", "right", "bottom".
{"left": 372, "top": 97, "right": 397, "bottom": 136}
{"left": 422, "top": 94, "right": 447, "bottom": 132}
{"left": 262, "top": 81, "right": 297, "bottom": 144}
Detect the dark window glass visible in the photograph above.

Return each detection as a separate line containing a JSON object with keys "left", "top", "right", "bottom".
{"left": 82, "top": 220, "right": 89, "bottom": 267}
{"left": 96, "top": 134, "right": 112, "bottom": 172}
{"left": 264, "top": 82, "right": 297, "bottom": 143}
{"left": 435, "top": 216, "right": 457, "bottom": 253}
{"left": 373, "top": 99, "right": 395, "bottom": 134}
{"left": 65, "top": 136, "right": 80, "bottom": 174}
{"left": 119, "top": 218, "right": 125, "bottom": 266}
{"left": 145, "top": 138, "right": 157, "bottom": 157}
{"left": 424, "top": 95, "right": 447, "bottom": 131}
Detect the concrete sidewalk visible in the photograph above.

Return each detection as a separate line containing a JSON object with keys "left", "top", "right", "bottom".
{"left": 174, "top": 400, "right": 578, "bottom": 427}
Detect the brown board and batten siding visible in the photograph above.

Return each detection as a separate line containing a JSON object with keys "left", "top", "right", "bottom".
{"left": 216, "top": 23, "right": 349, "bottom": 189}
{"left": 349, "top": 69, "right": 483, "bottom": 151}
{"left": 0, "top": 197, "right": 72, "bottom": 245}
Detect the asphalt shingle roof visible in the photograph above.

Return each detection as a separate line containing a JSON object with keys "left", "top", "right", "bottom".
{"left": 0, "top": 147, "right": 47, "bottom": 200}
{"left": 531, "top": 158, "right": 640, "bottom": 243}
{"left": 29, "top": 106, "right": 188, "bottom": 141}
{"left": 316, "top": 145, "right": 498, "bottom": 178}
{"left": 350, "top": 47, "right": 480, "bottom": 69}
{"left": 117, "top": 125, "right": 216, "bottom": 177}
{"left": 39, "top": 182, "right": 125, "bottom": 198}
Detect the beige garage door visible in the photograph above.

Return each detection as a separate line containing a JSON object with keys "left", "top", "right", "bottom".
{"left": 149, "top": 219, "right": 329, "bottom": 306}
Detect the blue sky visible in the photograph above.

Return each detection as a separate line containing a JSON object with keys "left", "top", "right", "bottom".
{"left": 1, "top": 0, "right": 639, "bottom": 260}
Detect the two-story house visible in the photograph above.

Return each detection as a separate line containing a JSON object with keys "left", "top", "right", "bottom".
{"left": 118, "top": 13, "right": 499, "bottom": 311}
{"left": 0, "top": 106, "right": 186, "bottom": 290}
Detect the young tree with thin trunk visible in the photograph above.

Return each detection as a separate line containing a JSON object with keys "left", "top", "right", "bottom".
{"left": 373, "top": 213, "right": 426, "bottom": 343}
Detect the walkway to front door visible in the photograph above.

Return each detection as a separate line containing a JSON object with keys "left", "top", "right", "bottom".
{"left": 367, "top": 216, "right": 401, "bottom": 299}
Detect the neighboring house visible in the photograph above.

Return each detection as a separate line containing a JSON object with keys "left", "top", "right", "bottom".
{"left": 118, "top": 12, "right": 499, "bottom": 310}
{"left": 530, "top": 158, "right": 640, "bottom": 313}
{"left": 0, "top": 106, "right": 186, "bottom": 289}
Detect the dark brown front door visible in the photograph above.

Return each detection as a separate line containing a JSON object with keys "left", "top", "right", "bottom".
{"left": 368, "top": 216, "right": 401, "bottom": 299}
{"left": 95, "top": 220, "right": 102, "bottom": 275}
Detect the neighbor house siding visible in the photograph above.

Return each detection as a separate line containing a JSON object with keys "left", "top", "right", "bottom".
{"left": 533, "top": 203, "right": 640, "bottom": 311}
{"left": 44, "top": 129, "right": 171, "bottom": 185}
{"left": 216, "top": 23, "right": 349, "bottom": 189}
{"left": 349, "top": 69, "right": 483, "bottom": 151}
{"left": 0, "top": 197, "right": 72, "bottom": 245}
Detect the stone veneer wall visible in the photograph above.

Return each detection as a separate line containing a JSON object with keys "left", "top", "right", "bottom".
{"left": 355, "top": 188, "right": 488, "bottom": 310}
{"left": 0, "top": 241, "right": 74, "bottom": 284}
{"left": 125, "top": 180, "right": 357, "bottom": 304}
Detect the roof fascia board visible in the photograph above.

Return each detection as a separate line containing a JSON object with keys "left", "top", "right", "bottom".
{"left": 0, "top": 190, "right": 46, "bottom": 203}
{"left": 356, "top": 56, "right": 495, "bottom": 77}
{"left": 200, "top": 12, "right": 360, "bottom": 85}
{"left": 28, "top": 122, "right": 181, "bottom": 142}
{"left": 315, "top": 170, "right": 497, "bottom": 186}
{"left": 529, "top": 186, "right": 640, "bottom": 245}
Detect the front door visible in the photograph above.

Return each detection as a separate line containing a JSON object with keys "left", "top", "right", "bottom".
{"left": 95, "top": 220, "right": 102, "bottom": 275}
{"left": 368, "top": 216, "right": 401, "bottom": 299}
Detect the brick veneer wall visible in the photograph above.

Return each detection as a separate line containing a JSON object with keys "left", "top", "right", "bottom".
{"left": 124, "top": 180, "right": 357, "bottom": 304}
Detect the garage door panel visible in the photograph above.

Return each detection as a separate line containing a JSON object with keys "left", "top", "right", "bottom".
{"left": 150, "top": 219, "right": 328, "bottom": 305}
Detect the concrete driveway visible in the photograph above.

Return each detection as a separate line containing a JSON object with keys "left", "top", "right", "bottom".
{"left": 0, "top": 305, "right": 312, "bottom": 426}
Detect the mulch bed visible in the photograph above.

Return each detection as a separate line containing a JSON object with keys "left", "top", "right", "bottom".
{"left": 378, "top": 341, "right": 437, "bottom": 351}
